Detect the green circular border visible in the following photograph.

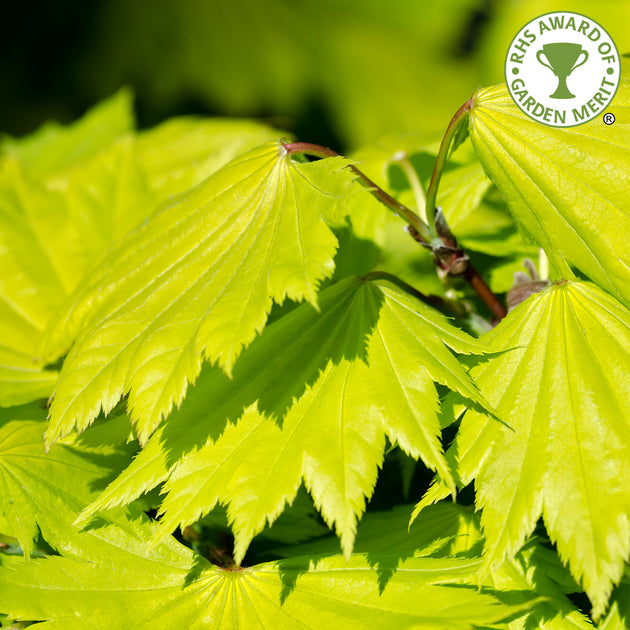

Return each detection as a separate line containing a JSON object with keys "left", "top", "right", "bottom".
{"left": 504, "top": 11, "right": 621, "bottom": 128}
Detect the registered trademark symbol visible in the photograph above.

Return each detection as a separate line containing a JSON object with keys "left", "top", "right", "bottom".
{"left": 603, "top": 112, "right": 615, "bottom": 125}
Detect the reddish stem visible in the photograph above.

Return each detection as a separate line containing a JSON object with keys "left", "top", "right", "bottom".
{"left": 281, "top": 141, "right": 433, "bottom": 245}
{"left": 281, "top": 137, "right": 507, "bottom": 321}
{"left": 424, "top": 94, "right": 474, "bottom": 226}
{"left": 464, "top": 266, "right": 507, "bottom": 320}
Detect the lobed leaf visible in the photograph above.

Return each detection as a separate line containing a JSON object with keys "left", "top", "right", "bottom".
{"left": 0, "top": 143, "right": 157, "bottom": 407}
{"left": 44, "top": 143, "right": 356, "bottom": 444}
{"left": 469, "top": 81, "right": 630, "bottom": 306}
{"left": 79, "top": 276, "right": 492, "bottom": 564}
{"left": 426, "top": 281, "right": 630, "bottom": 617}
{"left": 0, "top": 92, "right": 281, "bottom": 410}
{"left": 0, "top": 546, "right": 535, "bottom": 630}
{"left": 0, "top": 407, "right": 530, "bottom": 630}
{"left": 0, "top": 404, "right": 136, "bottom": 559}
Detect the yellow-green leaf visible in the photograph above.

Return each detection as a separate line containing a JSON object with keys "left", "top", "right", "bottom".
{"left": 469, "top": 81, "right": 630, "bottom": 306}
{"left": 43, "top": 143, "right": 355, "bottom": 444}
{"left": 78, "top": 277, "right": 492, "bottom": 564}
{"left": 431, "top": 281, "right": 630, "bottom": 617}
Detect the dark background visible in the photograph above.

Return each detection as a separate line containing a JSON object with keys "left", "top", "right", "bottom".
{"left": 1, "top": 0, "right": 628, "bottom": 153}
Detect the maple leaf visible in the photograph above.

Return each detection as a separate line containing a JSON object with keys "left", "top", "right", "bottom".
{"left": 0, "top": 404, "right": 136, "bottom": 559}
{"left": 0, "top": 406, "right": 535, "bottom": 630}
{"left": 0, "top": 548, "right": 536, "bottom": 630}
{"left": 43, "top": 142, "right": 356, "bottom": 444}
{"left": 282, "top": 505, "right": 595, "bottom": 630}
{"left": 469, "top": 80, "right": 630, "bottom": 307}
{"left": 419, "top": 281, "right": 630, "bottom": 617}
{"left": 78, "top": 276, "right": 492, "bottom": 564}
{"left": 0, "top": 95, "right": 142, "bottom": 407}
{"left": 0, "top": 92, "right": 280, "bottom": 409}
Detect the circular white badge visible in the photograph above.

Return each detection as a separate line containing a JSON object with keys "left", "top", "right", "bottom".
{"left": 505, "top": 12, "right": 620, "bottom": 127}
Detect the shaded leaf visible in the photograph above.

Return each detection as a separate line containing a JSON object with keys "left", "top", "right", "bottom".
{"left": 78, "top": 277, "right": 492, "bottom": 564}
{"left": 0, "top": 94, "right": 280, "bottom": 404}
{"left": 192, "top": 486, "right": 329, "bottom": 549}
{"left": 0, "top": 162, "right": 74, "bottom": 405}
{"left": 599, "top": 570, "right": 630, "bottom": 630}
{"left": 0, "top": 404, "right": 135, "bottom": 559}
{"left": 0, "top": 161, "right": 75, "bottom": 358}
{"left": 0, "top": 406, "right": 532, "bottom": 629}
{"left": 277, "top": 502, "right": 483, "bottom": 559}
{"left": 489, "top": 539, "right": 595, "bottom": 630}
{"left": 0, "top": 349, "right": 57, "bottom": 407}
{"left": 436, "top": 140, "right": 492, "bottom": 231}
{"left": 469, "top": 81, "right": 630, "bottom": 306}
{"left": 60, "top": 138, "right": 160, "bottom": 271}
{"left": 0, "top": 99, "right": 153, "bottom": 407}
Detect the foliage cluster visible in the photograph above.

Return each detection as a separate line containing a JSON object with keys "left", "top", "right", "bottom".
{"left": 0, "top": 73, "right": 629, "bottom": 628}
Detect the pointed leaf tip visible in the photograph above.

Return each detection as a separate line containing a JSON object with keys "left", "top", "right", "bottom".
{"left": 95, "top": 276, "right": 495, "bottom": 562}
{"left": 445, "top": 281, "right": 630, "bottom": 615}
{"left": 45, "top": 142, "right": 356, "bottom": 443}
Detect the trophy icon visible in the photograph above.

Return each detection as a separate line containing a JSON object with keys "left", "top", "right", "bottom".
{"left": 536, "top": 43, "right": 589, "bottom": 99}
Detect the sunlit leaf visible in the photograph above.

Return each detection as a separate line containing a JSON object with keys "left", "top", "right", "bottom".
{"left": 43, "top": 143, "right": 356, "bottom": 444}
{"left": 469, "top": 81, "right": 630, "bottom": 306}
{"left": 0, "top": 546, "right": 535, "bottom": 630}
{"left": 78, "top": 276, "right": 492, "bottom": 563}
{"left": 0, "top": 403, "right": 532, "bottom": 629}
{"left": 424, "top": 281, "right": 630, "bottom": 617}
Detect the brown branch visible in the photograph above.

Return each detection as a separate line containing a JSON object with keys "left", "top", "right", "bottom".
{"left": 464, "top": 265, "right": 507, "bottom": 320}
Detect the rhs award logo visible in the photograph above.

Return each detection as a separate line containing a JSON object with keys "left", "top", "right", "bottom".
{"left": 505, "top": 12, "right": 620, "bottom": 127}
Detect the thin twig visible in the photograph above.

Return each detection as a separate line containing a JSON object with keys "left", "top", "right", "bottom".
{"left": 464, "top": 266, "right": 507, "bottom": 320}
{"left": 281, "top": 141, "right": 434, "bottom": 245}
{"left": 424, "top": 94, "right": 474, "bottom": 226}
{"left": 281, "top": 135, "right": 507, "bottom": 321}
